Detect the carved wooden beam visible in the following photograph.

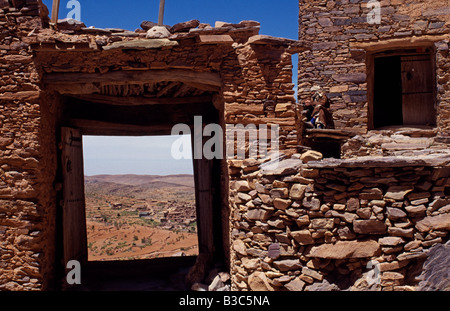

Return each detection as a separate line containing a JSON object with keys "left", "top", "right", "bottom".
{"left": 43, "top": 69, "right": 222, "bottom": 88}
{"left": 69, "top": 94, "right": 213, "bottom": 106}
{"left": 70, "top": 119, "right": 175, "bottom": 136}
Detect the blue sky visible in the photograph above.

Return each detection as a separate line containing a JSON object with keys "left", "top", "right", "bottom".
{"left": 42, "top": 1, "right": 300, "bottom": 176}
{"left": 42, "top": 0, "right": 299, "bottom": 39}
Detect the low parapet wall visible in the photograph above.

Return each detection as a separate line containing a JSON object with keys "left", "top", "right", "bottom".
{"left": 228, "top": 154, "right": 450, "bottom": 291}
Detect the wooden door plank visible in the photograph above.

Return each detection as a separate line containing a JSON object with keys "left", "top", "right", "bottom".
{"left": 402, "top": 93, "right": 436, "bottom": 126}
{"left": 192, "top": 132, "right": 215, "bottom": 255}
{"left": 61, "top": 127, "right": 88, "bottom": 265}
{"left": 401, "top": 56, "right": 433, "bottom": 94}
{"left": 401, "top": 55, "right": 435, "bottom": 125}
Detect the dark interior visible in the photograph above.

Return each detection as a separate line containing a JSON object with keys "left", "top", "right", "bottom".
{"left": 373, "top": 55, "right": 403, "bottom": 128}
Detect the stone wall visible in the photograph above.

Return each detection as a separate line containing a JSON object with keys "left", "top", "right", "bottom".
{"left": 228, "top": 153, "right": 450, "bottom": 291}
{"left": 1, "top": 0, "right": 449, "bottom": 292}
{"left": 0, "top": 0, "right": 304, "bottom": 290}
{"left": 341, "top": 128, "right": 450, "bottom": 158}
{"left": 298, "top": 0, "right": 450, "bottom": 136}
{"left": 0, "top": 0, "right": 56, "bottom": 290}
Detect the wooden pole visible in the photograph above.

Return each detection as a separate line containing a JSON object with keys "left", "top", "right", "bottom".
{"left": 51, "top": 0, "right": 61, "bottom": 24}
{"left": 158, "top": 0, "right": 165, "bottom": 25}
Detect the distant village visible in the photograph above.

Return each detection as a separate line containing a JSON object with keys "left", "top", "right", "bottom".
{"left": 90, "top": 199, "right": 197, "bottom": 233}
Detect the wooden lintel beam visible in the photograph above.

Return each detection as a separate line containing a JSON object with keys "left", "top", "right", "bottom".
{"left": 70, "top": 119, "right": 174, "bottom": 136}
{"left": 70, "top": 94, "right": 213, "bottom": 106}
{"left": 44, "top": 69, "right": 222, "bottom": 88}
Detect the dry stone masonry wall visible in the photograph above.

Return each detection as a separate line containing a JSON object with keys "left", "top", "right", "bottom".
{"left": 0, "top": 0, "right": 304, "bottom": 290}
{"left": 229, "top": 153, "right": 450, "bottom": 291}
{"left": 298, "top": 0, "right": 450, "bottom": 136}
{"left": 0, "top": 0, "right": 53, "bottom": 291}
{"left": 0, "top": 0, "right": 449, "bottom": 292}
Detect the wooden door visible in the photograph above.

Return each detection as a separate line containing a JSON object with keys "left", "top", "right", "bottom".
{"left": 192, "top": 133, "right": 215, "bottom": 256}
{"left": 401, "top": 55, "right": 436, "bottom": 126}
{"left": 61, "top": 127, "right": 88, "bottom": 265}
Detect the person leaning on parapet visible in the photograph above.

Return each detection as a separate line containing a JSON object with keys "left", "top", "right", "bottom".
{"left": 303, "top": 91, "right": 335, "bottom": 129}
{"left": 303, "top": 97, "right": 315, "bottom": 129}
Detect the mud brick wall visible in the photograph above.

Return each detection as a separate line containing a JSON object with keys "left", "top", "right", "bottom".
{"left": 228, "top": 155, "right": 450, "bottom": 291}
{"left": 298, "top": 0, "right": 450, "bottom": 134}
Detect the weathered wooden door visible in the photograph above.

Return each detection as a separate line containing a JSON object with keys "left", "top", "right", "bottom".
{"left": 401, "top": 55, "right": 436, "bottom": 126}
{"left": 61, "top": 127, "right": 87, "bottom": 265}
{"left": 192, "top": 131, "right": 215, "bottom": 256}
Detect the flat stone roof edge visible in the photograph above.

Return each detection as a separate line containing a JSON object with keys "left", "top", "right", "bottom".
{"left": 306, "top": 153, "right": 450, "bottom": 169}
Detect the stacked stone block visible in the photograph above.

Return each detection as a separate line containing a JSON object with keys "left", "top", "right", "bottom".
{"left": 229, "top": 154, "right": 449, "bottom": 291}
{"left": 0, "top": 0, "right": 303, "bottom": 290}
{"left": 298, "top": 0, "right": 450, "bottom": 135}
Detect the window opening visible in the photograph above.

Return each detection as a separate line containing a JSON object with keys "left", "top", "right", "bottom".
{"left": 372, "top": 48, "right": 436, "bottom": 128}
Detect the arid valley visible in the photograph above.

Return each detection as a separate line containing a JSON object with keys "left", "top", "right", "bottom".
{"left": 84, "top": 174, "right": 198, "bottom": 261}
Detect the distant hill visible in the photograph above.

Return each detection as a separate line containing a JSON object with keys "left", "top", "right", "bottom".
{"left": 85, "top": 174, "right": 195, "bottom": 187}
{"left": 84, "top": 174, "right": 195, "bottom": 200}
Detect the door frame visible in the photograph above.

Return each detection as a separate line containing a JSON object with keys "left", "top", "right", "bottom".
{"left": 367, "top": 46, "right": 437, "bottom": 130}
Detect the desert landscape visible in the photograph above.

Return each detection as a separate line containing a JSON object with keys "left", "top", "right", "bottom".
{"left": 84, "top": 174, "right": 198, "bottom": 261}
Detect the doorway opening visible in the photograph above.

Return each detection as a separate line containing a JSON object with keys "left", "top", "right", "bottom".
{"left": 82, "top": 135, "right": 198, "bottom": 262}
{"left": 370, "top": 47, "right": 436, "bottom": 129}
{"left": 56, "top": 81, "right": 227, "bottom": 290}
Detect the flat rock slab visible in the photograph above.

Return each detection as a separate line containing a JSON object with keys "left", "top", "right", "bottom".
{"left": 273, "top": 259, "right": 302, "bottom": 272}
{"left": 306, "top": 154, "right": 450, "bottom": 168}
{"left": 246, "top": 209, "right": 273, "bottom": 221}
{"left": 385, "top": 186, "right": 413, "bottom": 201}
{"left": 248, "top": 272, "right": 274, "bottom": 291}
{"left": 284, "top": 278, "right": 305, "bottom": 291}
{"left": 353, "top": 219, "right": 387, "bottom": 234}
{"left": 381, "top": 142, "right": 431, "bottom": 150}
{"left": 415, "top": 214, "right": 450, "bottom": 232}
{"left": 172, "top": 20, "right": 200, "bottom": 33}
{"left": 198, "top": 35, "right": 233, "bottom": 45}
{"left": 308, "top": 240, "right": 381, "bottom": 259}
{"left": 103, "top": 39, "right": 178, "bottom": 51}
{"left": 261, "top": 159, "right": 303, "bottom": 176}
{"left": 418, "top": 240, "right": 450, "bottom": 291}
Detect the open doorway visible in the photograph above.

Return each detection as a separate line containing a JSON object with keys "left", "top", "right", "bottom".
{"left": 82, "top": 135, "right": 198, "bottom": 262}
{"left": 370, "top": 47, "right": 436, "bottom": 128}
{"left": 60, "top": 130, "right": 203, "bottom": 290}
{"left": 58, "top": 97, "right": 226, "bottom": 290}
{"left": 46, "top": 63, "right": 229, "bottom": 290}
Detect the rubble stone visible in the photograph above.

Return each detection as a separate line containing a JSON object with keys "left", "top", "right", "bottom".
{"left": 301, "top": 150, "right": 323, "bottom": 163}
{"left": 415, "top": 214, "right": 450, "bottom": 232}
{"left": 284, "top": 277, "right": 305, "bottom": 291}
{"left": 273, "top": 259, "right": 302, "bottom": 272}
{"left": 0, "top": 0, "right": 449, "bottom": 293}
{"left": 248, "top": 272, "right": 274, "bottom": 291}
{"left": 353, "top": 220, "right": 387, "bottom": 234}
{"left": 291, "top": 230, "right": 314, "bottom": 245}
{"left": 146, "top": 26, "right": 171, "bottom": 38}
{"left": 289, "top": 184, "right": 307, "bottom": 200}
{"left": 308, "top": 240, "right": 381, "bottom": 259}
